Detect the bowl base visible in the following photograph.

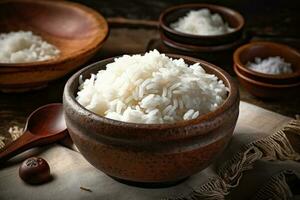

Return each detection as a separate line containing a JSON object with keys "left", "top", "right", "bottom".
{"left": 109, "top": 176, "right": 188, "bottom": 188}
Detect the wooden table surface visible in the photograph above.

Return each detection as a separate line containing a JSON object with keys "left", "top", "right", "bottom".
{"left": 0, "top": 0, "right": 299, "bottom": 147}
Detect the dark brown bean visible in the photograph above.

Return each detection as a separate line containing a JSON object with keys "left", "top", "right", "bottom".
{"left": 19, "top": 157, "right": 51, "bottom": 184}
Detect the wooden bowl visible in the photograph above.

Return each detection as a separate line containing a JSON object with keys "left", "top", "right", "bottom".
{"left": 234, "top": 42, "right": 300, "bottom": 84}
{"left": 159, "top": 4, "right": 244, "bottom": 46}
{"left": 0, "top": 0, "right": 109, "bottom": 92}
{"left": 234, "top": 65, "right": 300, "bottom": 99}
{"left": 63, "top": 54, "right": 240, "bottom": 185}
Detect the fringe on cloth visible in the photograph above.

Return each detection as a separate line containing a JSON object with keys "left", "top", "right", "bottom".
{"left": 169, "top": 119, "right": 300, "bottom": 200}
{"left": 251, "top": 170, "right": 300, "bottom": 200}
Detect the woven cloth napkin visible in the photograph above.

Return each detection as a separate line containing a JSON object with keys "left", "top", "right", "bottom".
{"left": 1, "top": 101, "right": 299, "bottom": 200}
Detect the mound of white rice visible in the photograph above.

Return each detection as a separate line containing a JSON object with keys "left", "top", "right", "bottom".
{"left": 0, "top": 31, "right": 60, "bottom": 63}
{"left": 170, "top": 9, "right": 234, "bottom": 36}
{"left": 76, "top": 50, "right": 228, "bottom": 124}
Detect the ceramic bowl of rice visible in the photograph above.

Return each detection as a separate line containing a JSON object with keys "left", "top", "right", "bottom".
{"left": 0, "top": 0, "right": 108, "bottom": 92}
{"left": 159, "top": 4, "right": 245, "bottom": 46}
{"left": 63, "top": 50, "right": 239, "bottom": 185}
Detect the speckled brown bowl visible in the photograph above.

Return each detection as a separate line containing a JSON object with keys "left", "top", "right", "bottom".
{"left": 233, "top": 42, "right": 300, "bottom": 85}
{"left": 159, "top": 4, "right": 245, "bottom": 46}
{"left": 63, "top": 54, "right": 240, "bottom": 185}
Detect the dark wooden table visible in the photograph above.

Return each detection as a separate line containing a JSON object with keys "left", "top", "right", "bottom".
{"left": 0, "top": 0, "right": 299, "bottom": 147}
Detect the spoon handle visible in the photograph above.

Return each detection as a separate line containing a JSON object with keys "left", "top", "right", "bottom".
{"left": 0, "top": 129, "right": 68, "bottom": 163}
{"left": 0, "top": 131, "right": 37, "bottom": 163}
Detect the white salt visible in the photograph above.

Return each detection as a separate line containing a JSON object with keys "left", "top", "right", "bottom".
{"left": 0, "top": 31, "right": 60, "bottom": 63}
{"left": 170, "top": 9, "right": 234, "bottom": 36}
{"left": 246, "top": 56, "right": 293, "bottom": 75}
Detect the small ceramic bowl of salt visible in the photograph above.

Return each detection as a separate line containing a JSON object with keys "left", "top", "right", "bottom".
{"left": 159, "top": 4, "right": 245, "bottom": 46}
{"left": 234, "top": 42, "right": 300, "bottom": 84}
{"left": 233, "top": 41, "right": 300, "bottom": 98}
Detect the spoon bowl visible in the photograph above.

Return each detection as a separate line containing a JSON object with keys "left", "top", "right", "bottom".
{"left": 0, "top": 103, "right": 68, "bottom": 163}
{"left": 27, "top": 104, "right": 66, "bottom": 135}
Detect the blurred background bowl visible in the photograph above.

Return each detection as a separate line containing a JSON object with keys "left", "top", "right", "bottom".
{"left": 159, "top": 3, "right": 245, "bottom": 46}
{"left": 63, "top": 54, "right": 239, "bottom": 185}
{"left": 0, "top": 0, "right": 109, "bottom": 92}
{"left": 234, "top": 64, "right": 300, "bottom": 99}
{"left": 233, "top": 42, "right": 300, "bottom": 85}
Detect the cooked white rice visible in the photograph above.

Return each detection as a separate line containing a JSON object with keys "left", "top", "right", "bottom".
{"left": 76, "top": 50, "right": 228, "bottom": 124}
{"left": 246, "top": 56, "right": 293, "bottom": 75}
{"left": 0, "top": 136, "right": 5, "bottom": 149}
{"left": 8, "top": 125, "right": 24, "bottom": 141}
{"left": 170, "top": 9, "right": 234, "bottom": 36}
{"left": 0, "top": 31, "right": 60, "bottom": 63}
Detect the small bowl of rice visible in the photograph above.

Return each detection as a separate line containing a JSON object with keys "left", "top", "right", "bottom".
{"left": 233, "top": 42, "right": 300, "bottom": 98}
{"left": 159, "top": 4, "right": 245, "bottom": 47}
{"left": 63, "top": 50, "right": 239, "bottom": 185}
{"left": 0, "top": 0, "right": 108, "bottom": 92}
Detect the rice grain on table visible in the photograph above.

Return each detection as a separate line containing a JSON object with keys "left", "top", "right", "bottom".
{"left": 76, "top": 50, "right": 228, "bottom": 124}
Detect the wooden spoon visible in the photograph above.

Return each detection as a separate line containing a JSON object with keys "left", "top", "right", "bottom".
{"left": 0, "top": 103, "right": 68, "bottom": 162}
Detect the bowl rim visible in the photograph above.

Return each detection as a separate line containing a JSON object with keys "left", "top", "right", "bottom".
{"left": 159, "top": 3, "right": 245, "bottom": 39}
{"left": 64, "top": 53, "right": 239, "bottom": 130}
{"left": 234, "top": 64, "right": 300, "bottom": 88}
{"left": 0, "top": 0, "right": 109, "bottom": 68}
{"left": 160, "top": 31, "right": 243, "bottom": 53}
{"left": 233, "top": 41, "right": 300, "bottom": 80}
